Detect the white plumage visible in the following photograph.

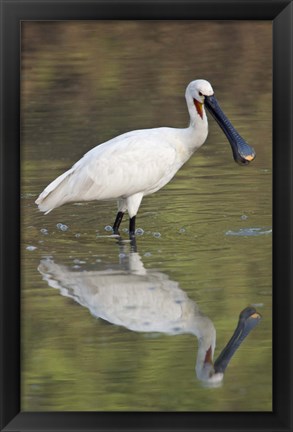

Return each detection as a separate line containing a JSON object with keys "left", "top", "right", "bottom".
{"left": 38, "top": 251, "right": 261, "bottom": 385}
{"left": 38, "top": 252, "right": 223, "bottom": 385}
{"left": 36, "top": 79, "right": 255, "bottom": 235}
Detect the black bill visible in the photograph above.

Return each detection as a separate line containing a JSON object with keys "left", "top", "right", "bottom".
{"left": 205, "top": 95, "right": 256, "bottom": 165}
{"left": 214, "top": 306, "right": 261, "bottom": 374}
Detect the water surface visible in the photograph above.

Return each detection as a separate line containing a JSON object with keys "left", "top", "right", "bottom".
{"left": 21, "top": 21, "right": 272, "bottom": 411}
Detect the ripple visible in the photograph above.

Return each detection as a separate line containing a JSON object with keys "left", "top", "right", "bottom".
{"left": 26, "top": 245, "right": 37, "bottom": 251}
{"left": 56, "top": 223, "right": 69, "bottom": 232}
{"left": 73, "top": 259, "right": 86, "bottom": 264}
{"left": 225, "top": 227, "right": 272, "bottom": 237}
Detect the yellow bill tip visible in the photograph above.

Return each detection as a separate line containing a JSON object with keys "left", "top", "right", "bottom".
{"left": 250, "top": 312, "right": 261, "bottom": 320}
{"left": 245, "top": 154, "right": 255, "bottom": 161}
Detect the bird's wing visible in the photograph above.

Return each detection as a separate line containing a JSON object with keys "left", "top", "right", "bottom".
{"left": 36, "top": 128, "right": 179, "bottom": 213}
{"left": 38, "top": 259, "right": 189, "bottom": 334}
{"left": 72, "top": 128, "right": 178, "bottom": 200}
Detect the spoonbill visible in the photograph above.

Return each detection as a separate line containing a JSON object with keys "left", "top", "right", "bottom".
{"left": 35, "top": 79, "right": 256, "bottom": 236}
{"left": 38, "top": 251, "right": 261, "bottom": 385}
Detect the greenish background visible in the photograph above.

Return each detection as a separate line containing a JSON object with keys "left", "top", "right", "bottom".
{"left": 21, "top": 21, "right": 272, "bottom": 411}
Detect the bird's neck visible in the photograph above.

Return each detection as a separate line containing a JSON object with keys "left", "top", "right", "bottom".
{"left": 192, "top": 315, "right": 216, "bottom": 380}
{"left": 183, "top": 94, "right": 209, "bottom": 152}
{"left": 181, "top": 121, "right": 208, "bottom": 155}
{"left": 186, "top": 92, "right": 208, "bottom": 127}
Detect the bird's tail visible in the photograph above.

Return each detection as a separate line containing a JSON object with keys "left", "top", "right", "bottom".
{"left": 35, "top": 168, "right": 74, "bottom": 214}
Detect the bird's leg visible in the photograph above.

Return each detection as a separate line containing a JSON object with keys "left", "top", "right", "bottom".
{"left": 129, "top": 216, "right": 136, "bottom": 237}
{"left": 112, "top": 211, "right": 124, "bottom": 234}
{"left": 130, "top": 236, "right": 137, "bottom": 252}
{"left": 126, "top": 193, "right": 143, "bottom": 238}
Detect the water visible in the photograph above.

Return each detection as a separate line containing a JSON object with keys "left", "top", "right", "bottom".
{"left": 21, "top": 21, "right": 272, "bottom": 411}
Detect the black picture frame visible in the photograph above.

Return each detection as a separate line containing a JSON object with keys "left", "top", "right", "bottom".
{"left": 0, "top": 0, "right": 292, "bottom": 431}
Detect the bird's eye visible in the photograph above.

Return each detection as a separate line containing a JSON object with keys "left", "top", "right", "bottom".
{"left": 199, "top": 91, "right": 203, "bottom": 97}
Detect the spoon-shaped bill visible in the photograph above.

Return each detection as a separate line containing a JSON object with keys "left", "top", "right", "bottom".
{"left": 214, "top": 306, "right": 261, "bottom": 374}
{"left": 204, "top": 95, "right": 256, "bottom": 165}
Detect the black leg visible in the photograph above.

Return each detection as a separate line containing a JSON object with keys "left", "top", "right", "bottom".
{"left": 129, "top": 216, "right": 136, "bottom": 237}
{"left": 112, "top": 211, "right": 124, "bottom": 234}
{"left": 130, "top": 236, "right": 137, "bottom": 252}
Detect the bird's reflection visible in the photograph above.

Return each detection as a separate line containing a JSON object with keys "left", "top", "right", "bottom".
{"left": 38, "top": 246, "right": 261, "bottom": 386}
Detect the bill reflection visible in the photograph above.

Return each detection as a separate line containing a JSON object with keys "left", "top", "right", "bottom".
{"left": 38, "top": 248, "right": 260, "bottom": 387}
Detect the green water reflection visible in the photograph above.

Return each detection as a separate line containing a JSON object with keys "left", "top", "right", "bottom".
{"left": 21, "top": 21, "right": 272, "bottom": 411}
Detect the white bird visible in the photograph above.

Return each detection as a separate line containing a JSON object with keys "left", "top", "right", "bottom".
{"left": 35, "top": 79, "right": 255, "bottom": 236}
{"left": 38, "top": 251, "right": 261, "bottom": 385}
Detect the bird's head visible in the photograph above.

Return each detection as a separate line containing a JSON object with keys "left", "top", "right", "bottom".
{"left": 186, "top": 78, "right": 256, "bottom": 164}
{"left": 196, "top": 344, "right": 224, "bottom": 387}
{"left": 185, "top": 79, "right": 214, "bottom": 120}
{"left": 195, "top": 307, "right": 261, "bottom": 387}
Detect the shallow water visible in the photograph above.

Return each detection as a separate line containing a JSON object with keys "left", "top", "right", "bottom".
{"left": 21, "top": 21, "right": 272, "bottom": 411}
